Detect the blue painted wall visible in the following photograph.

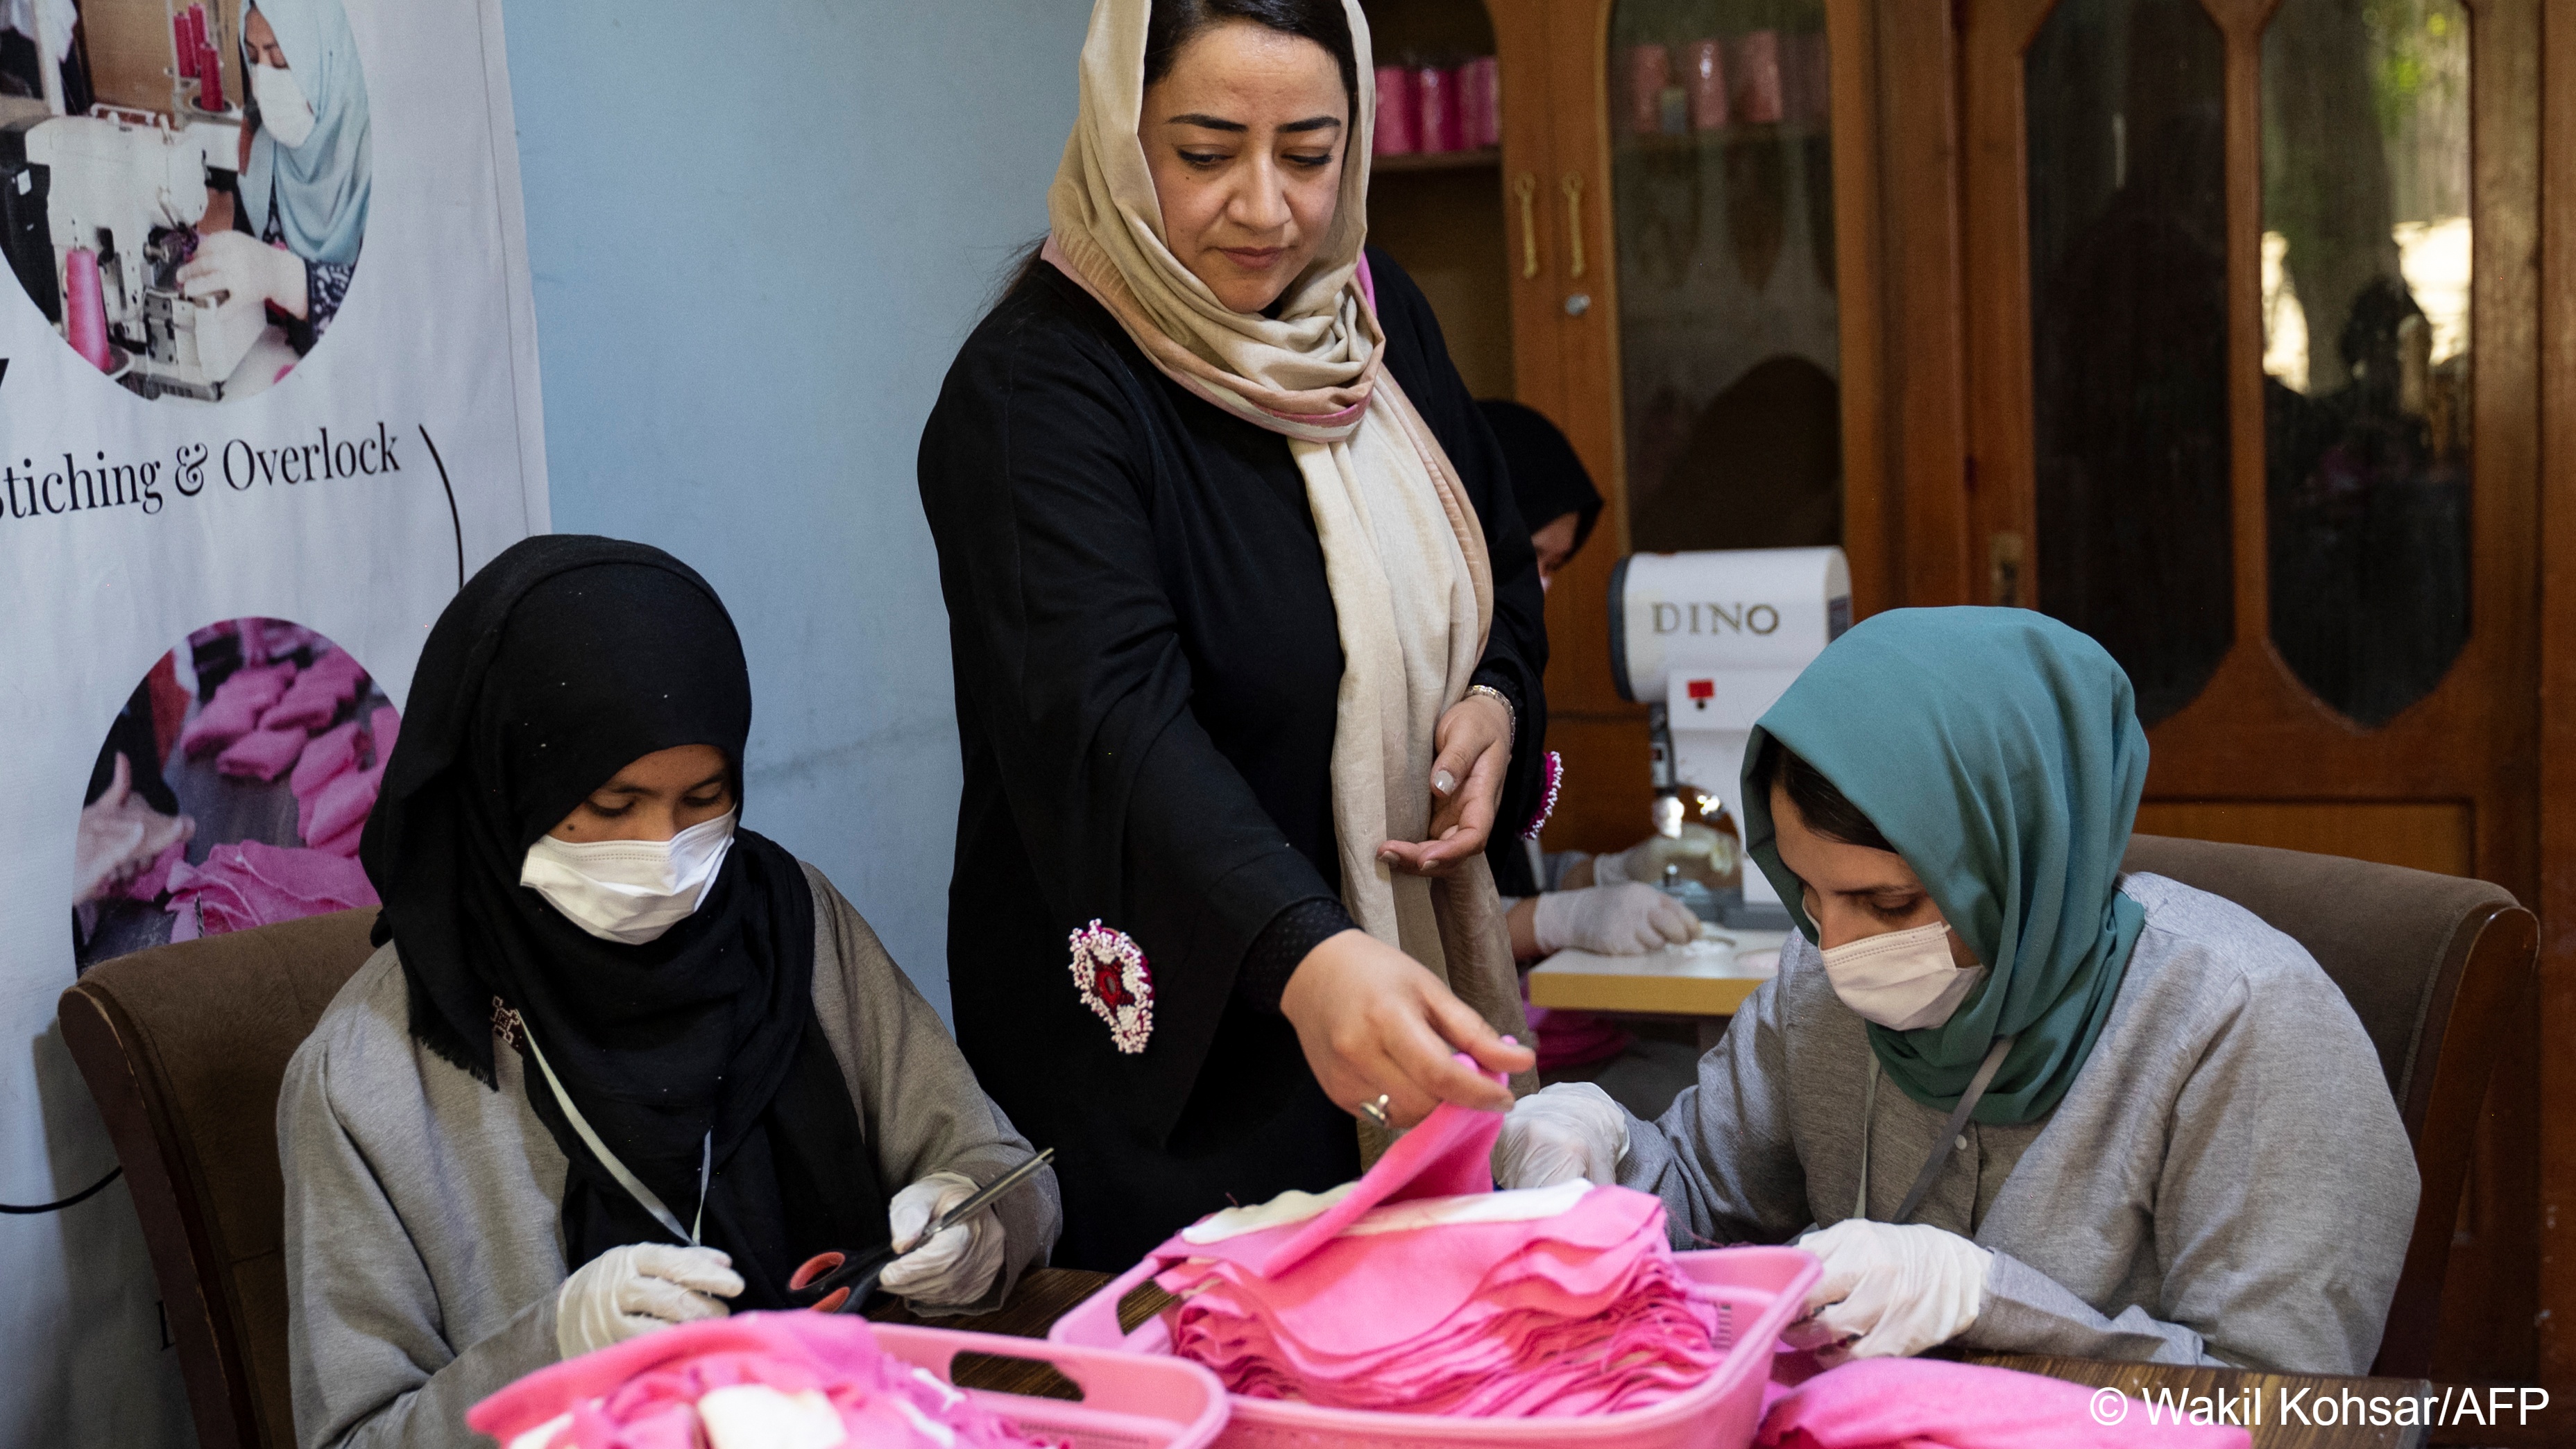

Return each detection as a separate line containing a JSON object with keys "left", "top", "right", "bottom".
{"left": 504, "top": 1, "right": 1088, "bottom": 1018}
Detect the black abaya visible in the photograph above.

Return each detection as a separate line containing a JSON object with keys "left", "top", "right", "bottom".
{"left": 916, "top": 249, "right": 1548, "bottom": 1269}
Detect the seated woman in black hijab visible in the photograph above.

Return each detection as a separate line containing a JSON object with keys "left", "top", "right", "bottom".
{"left": 278, "top": 537, "right": 1059, "bottom": 1448}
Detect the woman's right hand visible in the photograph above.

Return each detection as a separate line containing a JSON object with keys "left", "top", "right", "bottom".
{"left": 1279, "top": 929, "right": 1533, "bottom": 1128}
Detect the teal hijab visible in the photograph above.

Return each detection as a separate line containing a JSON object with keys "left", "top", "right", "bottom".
{"left": 240, "top": 0, "right": 370, "bottom": 268}
{"left": 1740, "top": 608, "right": 2148, "bottom": 1124}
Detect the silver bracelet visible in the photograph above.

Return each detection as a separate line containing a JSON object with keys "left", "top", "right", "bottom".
{"left": 1465, "top": 683, "right": 1516, "bottom": 746}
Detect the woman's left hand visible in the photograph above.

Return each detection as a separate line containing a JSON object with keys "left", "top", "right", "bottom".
{"left": 1378, "top": 690, "right": 1512, "bottom": 877}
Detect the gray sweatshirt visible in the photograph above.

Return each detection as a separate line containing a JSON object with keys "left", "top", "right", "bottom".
{"left": 1622, "top": 872, "right": 2416, "bottom": 1374}
{"left": 276, "top": 864, "right": 1061, "bottom": 1449}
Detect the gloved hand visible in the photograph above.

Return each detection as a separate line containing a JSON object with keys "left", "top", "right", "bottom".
{"left": 1593, "top": 825, "right": 1734, "bottom": 888}
{"left": 1492, "top": 1081, "right": 1630, "bottom": 1189}
{"left": 1534, "top": 883, "right": 1700, "bottom": 955}
{"left": 878, "top": 1171, "right": 1008, "bottom": 1308}
{"left": 179, "top": 229, "right": 310, "bottom": 317}
{"left": 554, "top": 1243, "right": 742, "bottom": 1360}
{"left": 1784, "top": 1219, "right": 1993, "bottom": 1362}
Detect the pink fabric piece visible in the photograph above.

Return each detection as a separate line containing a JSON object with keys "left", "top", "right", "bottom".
{"left": 178, "top": 665, "right": 295, "bottom": 757}
{"left": 311, "top": 819, "right": 366, "bottom": 858}
{"left": 302, "top": 767, "right": 382, "bottom": 850}
{"left": 262, "top": 648, "right": 368, "bottom": 732}
{"left": 115, "top": 840, "right": 190, "bottom": 902}
{"left": 293, "top": 721, "right": 366, "bottom": 813}
{"left": 1159, "top": 1186, "right": 1725, "bottom": 1417}
{"left": 218, "top": 726, "right": 309, "bottom": 782}
{"left": 1225, "top": 1088, "right": 1506, "bottom": 1278}
{"left": 468, "top": 1312, "right": 1057, "bottom": 1449}
{"left": 164, "top": 841, "right": 378, "bottom": 938}
{"left": 1757, "top": 1359, "right": 2253, "bottom": 1449}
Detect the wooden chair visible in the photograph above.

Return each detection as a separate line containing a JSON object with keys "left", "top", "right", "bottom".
{"left": 2119, "top": 834, "right": 2535, "bottom": 1378}
{"left": 59, "top": 909, "right": 381, "bottom": 1449}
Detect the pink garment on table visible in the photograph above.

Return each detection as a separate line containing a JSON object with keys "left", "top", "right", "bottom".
{"left": 1528, "top": 1003, "right": 1632, "bottom": 1070}
{"left": 260, "top": 647, "right": 368, "bottom": 732}
{"left": 1758, "top": 1359, "right": 2252, "bottom": 1449}
{"left": 1220, "top": 1091, "right": 1510, "bottom": 1278}
{"left": 310, "top": 821, "right": 365, "bottom": 858}
{"left": 292, "top": 721, "right": 366, "bottom": 807}
{"left": 469, "top": 1312, "right": 1056, "bottom": 1449}
{"left": 218, "top": 726, "right": 309, "bottom": 782}
{"left": 178, "top": 665, "right": 295, "bottom": 757}
{"left": 164, "top": 841, "right": 378, "bottom": 941}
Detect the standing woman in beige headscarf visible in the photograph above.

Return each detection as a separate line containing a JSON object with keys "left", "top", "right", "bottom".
{"left": 918, "top": 0, "right": 1550, "bottom": 1269}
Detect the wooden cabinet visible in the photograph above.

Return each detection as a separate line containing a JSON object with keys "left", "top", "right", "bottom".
{"left": 1369, "top": 0, "right": 2574, "bottom": 1397}
{"left": 1366, "top": 0, "right": 1879, "bottom": 859}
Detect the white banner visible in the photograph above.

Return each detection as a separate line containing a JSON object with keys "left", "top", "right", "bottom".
{"left": 0, "top": 0, "right": 541, "bottom": 1439}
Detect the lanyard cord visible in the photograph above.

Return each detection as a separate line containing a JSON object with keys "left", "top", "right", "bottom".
{"left": 1854, "top": 1034, "right": 2015, "bottom": 1227}
{"left": 513, "top": 1011, "right": 710, "bottom": 1246}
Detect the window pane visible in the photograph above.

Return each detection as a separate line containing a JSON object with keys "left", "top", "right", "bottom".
{"left": 2262, "top": 0, "right": 2471, "bottom": 728}
{"left": 2027, "top": 0, "right": 2233, "bottom": 727}
{"left": 1608, "top": 0, "right": 1841, "bottom": 554}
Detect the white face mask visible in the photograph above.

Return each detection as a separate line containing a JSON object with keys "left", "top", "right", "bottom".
{"left": 1818, "top": 920, "right": 1986, "bottom": 1031}
{"left": 253, "top": 61, "right": 317, "bottom": 148}
{"left": 520, "top": 810, "right": 737, "bottom": 945}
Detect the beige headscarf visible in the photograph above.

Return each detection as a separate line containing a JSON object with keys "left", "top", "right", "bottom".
{"left": 1045, "top": 0, "right": 1533, "bottom": 1114}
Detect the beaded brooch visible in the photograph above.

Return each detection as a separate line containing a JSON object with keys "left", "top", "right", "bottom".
{"left": 1068, "top": 920, "right": 1154, "bottom": 1054}
{"left": 1521, "top": 749, "right": 1563, "bottom": 840}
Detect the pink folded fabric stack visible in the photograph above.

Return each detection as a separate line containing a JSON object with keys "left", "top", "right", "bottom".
{"left": 1757, "top": 1358, "right": 2252, "bottom": 1449}
{"left": 1161, "top": 1183, "right": 1724, "bottom": 1416}
{"left": 178, "top": 664, "right": 296, "bottom": 757}
{"left": 218, "top": 725, "right": 309, "bottom": 782}
{"left": 262, "top": 647, "right": 368, "bottom": 732}
{"left": 468, "top": 1314, "right": 1059, "bottom": 1449}
{"left": 164, "top": 841, "right": 379, "bottom": 941}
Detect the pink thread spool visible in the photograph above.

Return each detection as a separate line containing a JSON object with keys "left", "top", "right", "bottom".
{"left": 1415, "top": 65, "right": 1460, "bottom": 153}
{"left": 1734, "top": 31, "right": 1783, "bottom": 124}
{"left": 1626, "top": 44, "right": 1670, "bottom": 136}
{"left": 196, "top": 15, "right": 225, "bottom": 112}
{"left": 63, "top": 247, "right": 113, "bottom": 372}
{"left": 1372, "top": 65, "right": 1417, "bottom": 155}
{"left": 1685, "top": 39, "right": 1728, "bottom": 130}
{"left": 1459, "top": 56, "right": 1500, "bottom": 149}
{"left": 173, "top": 14, "right": 198, "bottom": 80}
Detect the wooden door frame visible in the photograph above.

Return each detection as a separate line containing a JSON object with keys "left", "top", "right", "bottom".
{"left": 2535, "top": 0, "right": 2576, "bottom": 1398}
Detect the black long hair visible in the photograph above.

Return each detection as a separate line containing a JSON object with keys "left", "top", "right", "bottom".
{"left": 1002, "top": 0, "right": 1362, "bottom": 300}
{"left": 1752, "top": 735, "right": 1896, "bottom": 854}
{"left": 1145, "top": 0, "right": 1359, "bottom": 121}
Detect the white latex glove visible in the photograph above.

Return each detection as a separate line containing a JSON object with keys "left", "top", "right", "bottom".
{"left": 1492, "top": 1081, "right": 1630, "bottom": 1189}
{"left": 179, "top": 229, "right": 310, "bottom": 318}
{"left": 554, "top": 1243, "right": 742, "bottom": 1360}
{"left": 1785, "top": 1219, "right": 1993, "bottom": 1362}
{"left": 1534, "top": 883, "right": 1700, "bottom": 955}
{"left": 878, "top": 1171, "right": 1007, "bottom": 1309}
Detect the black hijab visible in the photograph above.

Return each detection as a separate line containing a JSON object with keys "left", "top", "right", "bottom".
{"left": 1479, "top": 400, "right": 1605, "bottom": 553}
{"left": 361, "top": 535, "right": 887, "bottom": 1307}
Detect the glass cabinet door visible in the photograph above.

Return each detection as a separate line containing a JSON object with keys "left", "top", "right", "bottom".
{"left": 1604, "top": 0, "right": 1840, "bottom": 554}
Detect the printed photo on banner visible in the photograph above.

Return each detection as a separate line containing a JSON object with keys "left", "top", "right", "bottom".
{"left": 72, "top": 617, "right": 392, "bottom": 973}
{"left": 0, "top": 0, "right": 370, "bottom": 402}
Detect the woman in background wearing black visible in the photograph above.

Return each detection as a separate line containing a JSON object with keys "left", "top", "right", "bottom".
{"left": 918, "top": 0, "right": 1548, "bottom": 1269}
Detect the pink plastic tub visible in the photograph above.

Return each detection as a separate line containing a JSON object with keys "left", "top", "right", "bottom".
{"left": 1048, "top": 1246, "right": 1820, "bottom": 1449}
{"left": 875, "top": 1323, "right": 1232, "bottom": 1449}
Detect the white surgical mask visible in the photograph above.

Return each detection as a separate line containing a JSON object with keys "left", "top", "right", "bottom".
{"left": 520, "top": 810, "right": 736, "bottom": 945}
{"left": 1818, "top": 920, "right": 1985, "bottom": 1031}
{"left": 253, "top": 62, "right": 316, "bottom": 148}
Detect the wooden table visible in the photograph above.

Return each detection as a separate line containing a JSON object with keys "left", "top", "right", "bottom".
{"left": 1526, "top": 927, "right": 1787, "bottom": 1049}
{"left": 889, "top": 1269, "right": 2439, "bottom": 1448}
{"left": 1967, "top": 1354, "right": 2436, "bottom": 1449}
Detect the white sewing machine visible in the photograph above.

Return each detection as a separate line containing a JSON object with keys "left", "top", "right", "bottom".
{"left": 1607, "top": 547, "right": 1851, "bottom": 923}
{"left": 0, "top": 108, "right": 262, "bottom": 399}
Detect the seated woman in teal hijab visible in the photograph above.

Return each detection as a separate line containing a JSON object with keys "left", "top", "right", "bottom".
{"left": 1494, "top": 608, "right": 2416, "bottom": 1375}
{"left": 181, "top": 0, "right": 370, "bottom": 354}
